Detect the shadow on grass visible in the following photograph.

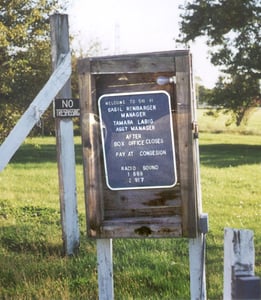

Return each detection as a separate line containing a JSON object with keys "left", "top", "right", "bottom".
{"left": 10, "top": 143, "right": 83, "bottom": 165}
{"left": 0, "top": 224, "right": 64, "bottom": 256}
{"left": 0, "top": 205, "right": 64, "bottom": 256}
{"left": 9, "top": 140, "right": 261, "bottom": 169}
{"left": 200, "top": 144, "right": 261, "bottom": 168}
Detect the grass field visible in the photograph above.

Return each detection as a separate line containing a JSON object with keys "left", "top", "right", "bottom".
{"left": 197, "top": 107, "right": 261, "bottom": 135}
{"left": 0, "top": 108, "right": 261, "bottom": 299}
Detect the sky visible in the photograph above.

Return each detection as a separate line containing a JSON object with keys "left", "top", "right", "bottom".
{"left": 66, "top": 0, "right": 220, "bottom": 88}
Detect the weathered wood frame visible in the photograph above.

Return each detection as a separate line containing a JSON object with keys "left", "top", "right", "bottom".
{"left": 78, "top": 50, "right": 200, "bottom": 238}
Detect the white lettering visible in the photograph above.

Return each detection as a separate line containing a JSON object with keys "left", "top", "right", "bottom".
{"left": 130, "top": 125, "right": 155, "bottom": 131}
{"left": 121, "top": 165, "right": 136, "bottom": 171}
{"left": 125, "top": 134, "right": 141, "bottom": 139}
{"left": 121, "top": 111, "right": 146, "bottom": 118}
{"left": 126, "top": 104, "right": 156, "bottom": 111}
{"left": 143, "top": 165, "right": 159, "bottom": 171}
{"left": 113, "top": 141, "right": 124, "bottom": 147}
{"left": 145, "top": 138, "right": 164, "bottom": 144}
{"left": 115, "top": 126, "right": 128, "bottom": 132}
{"left": 56, "top": 109, "right": 80, "bottom": 117}
{"left": 133, "top": 171, "right": 143, "bottom": 177}
{"left": 137, "top": 119, "right": 153, "bottom": 125}
{"left": 115, "top": 152, "right": 125, "bottom": 157}
{"left": 105, "top": 100, "right": 126, "bottom": 106}
{"left": 113, "top": 119, "right": 133, "bottom": 126}
{"left": 134, "top": 177, "right": 144, "bottom": 183}
{"left": 108, "top": 107, "right": 123, "bottom": 112}
{"left": 128, "top": 140, "right": 145, "bottom": 146}
{"left": 139, "top": 150, "right": 167, "bottom": 156}
{"left": 62, "top": 99, "right": 73, "bottom": 108}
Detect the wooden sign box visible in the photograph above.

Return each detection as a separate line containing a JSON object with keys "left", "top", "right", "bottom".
{"left": 78, "top": 50, "right": 200, "bottom": 239}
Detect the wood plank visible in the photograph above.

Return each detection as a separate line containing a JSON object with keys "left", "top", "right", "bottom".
{"left": 175, "top": 54, "right": 198, "bottom": 237}
{"left": 78, "top": 66, "right": 104, "bottom": 238}
{"left": 104, "top": 188, "right": 181, "bottom": 218}
{"left": 78, "top": 51, "right": 189, "bottom": 74}
{"left": 95, "top": 72, "right": 175, "bottom": 98}
{"left": 90, "top": 57, "right": 175, "bottom": 74}
{"left": 100, "top": 216, "right": 182, "bottom": 238}
{"left": 0, "top": 53, "right": 71, "bottom": 172}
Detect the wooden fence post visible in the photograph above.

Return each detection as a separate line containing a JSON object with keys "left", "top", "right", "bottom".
{"left": 97, "top": 239, "right": 114, "bottom": 300}
{"left": 223, "top": 228, "right": 255, "bottom": 299}
{"left": 189, "top": 234, "right": 207, "bottom": 300}
{"left": 50, "top": 14, "right": 79, "bottom": 255}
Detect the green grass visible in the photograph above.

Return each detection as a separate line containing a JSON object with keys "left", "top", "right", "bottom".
{"left": 0, "top": 109, "right": 261, "bottom": 299}
{"left": 199, "top": 133, "right": 261, "bottom": 298}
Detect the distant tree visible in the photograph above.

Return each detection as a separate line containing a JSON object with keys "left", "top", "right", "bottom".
{"left": 179, "top": 0, "right": 261, "bottom": 125}
{"left": 210, "top": 74, "right": 260, "bottom": 126}
{"left": 0, "top": 0, "right": 64, "bottom": 141}
{"left": 196, "top": 84, "right": 214, "bottom": 107}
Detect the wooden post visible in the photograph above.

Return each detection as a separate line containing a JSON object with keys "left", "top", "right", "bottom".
{"left": 175, "top": 53, "right": 206, "bottom": 299}
{"left": 97, "top": 239, "right": 114, "bottom": 300}
{"left": 223, "top": 228, "right": 255, "bottom": 300}
{"left": 189, "top": 235, "right": 207, "bottom": 300}
{"left": 50, "top": 14, "right": 79, "bottom": 255}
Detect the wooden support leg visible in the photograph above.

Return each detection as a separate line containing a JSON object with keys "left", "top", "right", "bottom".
{"left": 189, "top": 235, "right": 207, "bottom": 300}
{"left": 97, "top": 239, "right": 114, "bottom": 300}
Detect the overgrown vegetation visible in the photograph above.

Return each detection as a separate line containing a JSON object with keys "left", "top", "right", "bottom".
{"left": 0, "top": 110, "right": 261, "bottom": 299}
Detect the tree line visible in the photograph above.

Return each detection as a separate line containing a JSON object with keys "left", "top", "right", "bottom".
{"left": 1, "top": 0, "right": 260, "bottom": 143}
{"left": 0, "top": 0, "right": 62, "bottom": 141}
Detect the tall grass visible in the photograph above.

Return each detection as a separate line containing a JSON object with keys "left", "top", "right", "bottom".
{"left": 0, "top": 109, "right": 261, "bottom": 299}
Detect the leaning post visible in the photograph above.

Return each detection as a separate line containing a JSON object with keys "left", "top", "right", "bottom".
{"left": 50, "top": 14, "right": 79, "bottom": 255}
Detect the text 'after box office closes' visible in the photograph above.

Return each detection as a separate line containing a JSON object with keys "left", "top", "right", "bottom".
{"left": 78, "top": 50, "right": 201, "bottom": 239}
